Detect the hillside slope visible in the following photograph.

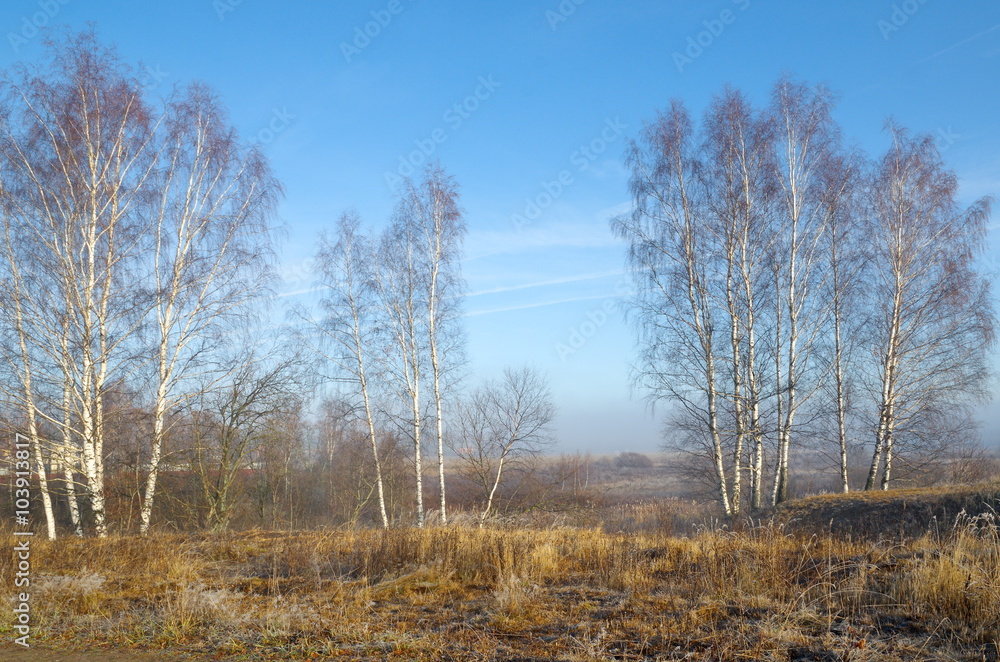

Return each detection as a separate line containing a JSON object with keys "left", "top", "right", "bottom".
{"left": 774, "top": 483, "right": 1000, "bottom": 539}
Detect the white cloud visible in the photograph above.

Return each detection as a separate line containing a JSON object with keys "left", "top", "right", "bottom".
{"left": 464, "top": 201, "right": 631, "bottom": 261}
{"left": 464, "top": 292, "right": 618, "bottom": 317}
{"left": 274, "top": 286, "right": 324, "bottom": 299}
{"left": 918, "top": 23, "right": 1000, "bottom": 63}
{"left": 466, "top": 270, "right": 623, "bottom": 298}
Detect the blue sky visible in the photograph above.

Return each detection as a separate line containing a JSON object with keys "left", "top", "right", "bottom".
{"left": 1, "top": 0, "right": 998, "bottom": 451}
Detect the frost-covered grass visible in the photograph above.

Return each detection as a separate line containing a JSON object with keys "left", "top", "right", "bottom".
{"left": 1, "top": 491, "right": 998, "bottom": 660}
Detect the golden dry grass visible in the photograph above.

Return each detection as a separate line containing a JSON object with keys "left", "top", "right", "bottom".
{"left": 1, "top": 497, "right": 999, "bottom": 661}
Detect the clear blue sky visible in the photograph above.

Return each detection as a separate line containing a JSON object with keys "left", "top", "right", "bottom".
{"left": 2, "top": 0, "right": 998, "bottom": 451}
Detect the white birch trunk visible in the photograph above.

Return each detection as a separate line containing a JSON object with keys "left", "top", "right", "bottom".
{"left": 29, "top": 423, "right": 57, "bottom": 540}
{"left": 480, "top": 455, "right": 505, "bottom": 528}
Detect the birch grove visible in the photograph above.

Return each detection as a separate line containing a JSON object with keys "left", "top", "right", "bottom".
{"left": 0, "top": 33, "right": 156, "bottom": 537}
{"left": 0, "top": 33, "right": 280, "bottom": 536}
{"left": 616, "top": 78, "right": 996, "bottom": 514}
{"left": 308, "top": 166, "right": 467, "bottom": 528}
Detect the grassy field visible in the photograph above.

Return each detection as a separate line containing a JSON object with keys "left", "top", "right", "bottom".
{"left": 2, "top": 485, "right": 999, "bottom": 661}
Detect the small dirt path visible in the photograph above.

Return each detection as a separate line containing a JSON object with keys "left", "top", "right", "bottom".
{"left": 0, "top": 646, "right": 211, "bottom": 662}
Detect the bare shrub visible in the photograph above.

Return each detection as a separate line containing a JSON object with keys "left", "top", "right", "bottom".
{"left": 614, "top": 452, "right": 655, "bottom": 469}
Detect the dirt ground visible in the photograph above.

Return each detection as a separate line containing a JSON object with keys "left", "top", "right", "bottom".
{"left": 0, "top": 646, "right": 208, "bottom": 662}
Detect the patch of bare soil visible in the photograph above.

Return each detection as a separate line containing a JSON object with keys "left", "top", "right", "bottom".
{"left": 0, "top": 646, "right": 206, "bottom": 662}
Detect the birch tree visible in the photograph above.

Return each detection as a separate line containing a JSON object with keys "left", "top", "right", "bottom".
{"left": 451, "top": 366, "right": 554, "bottom": 526}
{"left": 0, "top": 211, "right": 58, "bottom": 539}
{"left": 406, "top": 166, "right": 466, "bottom": 526}
{"left": 138, "top": 83, "right": 281, "bottom": 535}
{"left": 818, "top": 151, "right": 866, "bottom": 493}
{"left": 701, "top": 88, "right": 775, "bottom": 513}
{"left": 310, "top": 212, "right": 390, "bottom": 528}
{"left": 863, "top": 124, "right": 995, "bottom": 490}
{"left": 613, "top": 101, "right": 734, "bottom": 515}
{"left": 0, "top": 32, "right": 282, "bottom": 536}
{"left": 374, "top": 208, "right": 429, "bottom": 526}
{"left": 768, "top": 77, "right": 841, "bottom": 505}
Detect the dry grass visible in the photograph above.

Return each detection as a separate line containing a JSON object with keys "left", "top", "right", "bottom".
{"left": 1, "top": 496, "right": 999, "bottom": 661}
{"left": 774, "top": 483, "right": 1000, "bottom": 540}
